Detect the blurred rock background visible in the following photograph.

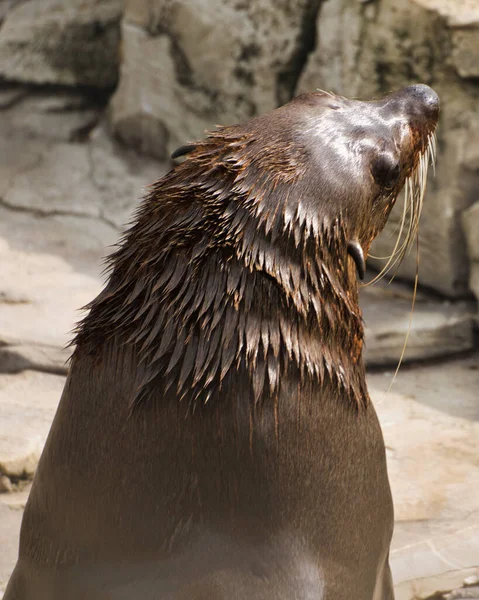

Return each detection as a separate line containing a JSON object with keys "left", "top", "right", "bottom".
{"left": 0, "top": 0, "right": 478, "bottom": 598}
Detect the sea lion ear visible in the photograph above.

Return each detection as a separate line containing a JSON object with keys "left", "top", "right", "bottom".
{"left": 171, "top": 144, "right": 197, "bottom": 160}
{"left": 371, "top": 149, "right": 401, "bottom": 190}
{"left": 347, "top": 240, "right": 366, "bottom": 280}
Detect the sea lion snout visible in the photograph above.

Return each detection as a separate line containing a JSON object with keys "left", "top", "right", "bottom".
{"left": 384, "top": 83, "right": 440, "bottom": 117}
{"left": 408, "top": 83, "right": 440, "bottom": 114}
{"left": 378, "top": 83, "right": 440, "bottom": 143}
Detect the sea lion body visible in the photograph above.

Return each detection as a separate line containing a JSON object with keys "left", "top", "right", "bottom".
{"left": 5, "top": 85, "right": 439, "bottom": 600}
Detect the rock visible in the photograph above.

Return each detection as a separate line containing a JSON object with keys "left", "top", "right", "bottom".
{"left": 451, "top": 28, "right": 479, "bottom": 79}
{"left": 413, "top": 0, "right": 479, "bottom": 27}
{"left": 368, "top": 354, "right": 479, "bottom": 600}
{"left": 0, "top": 371, "right": 65, "bottom": 478}
{"left": 0, "top": 501, "right": 23, "bottom": 597}
{"left": 0, "top": 0, "right": 123, "bottom": 88}
{"left": 110, "top": 0, "right": 320, "bottom": 159}
{"left": 463, "top": 575, "right": 479, "bottom": 587}
{"left": 0, "top": 340, "right": 70, "bottom": 375}
{"left": 414, "top": 0, "right": 479, "bottom": 78}
{"left": 0, "top": 122, "right": 164, "bottom": 226}
{"left": 1, "top": 88, "right": 103, "bottom": 143}
{"left": 87, "top": 125, "right": 167, "bottom": 229}
{"left": 361, "top": 281, "right": 475, "bottom": 367}
{"left": 0, "top": 237, "right": 102, "bottom": 350}
{"left": 296, "top": 0, "right": 479, "bottom": 297}
{"left": 0, "top": 475, "right": 12, "bottom": 493}
{"left": 443, "top": 582, "right": 479, "bottom": 599}
{"left": 0, "top": 84, "right": 27, "bottom": 109}
{"left": 463, "top": 201, "right": 479, "bottom": 314}
{"left": 0, "top": 483, "right": 31, "bottom": 509}
{"left": 0, "top": 115, "right": 166, "bottom": 375}
{"left": 0, "top": 102, "right": 166, "bottom": 371}
{"left": 0, "top": 0, "right": 19, "bottom": 25}
{"left": 0, "top": 207, "right": 117, "bottom": 279}
{"left": 1, "top": 140, "right": 106, "bottom": 218}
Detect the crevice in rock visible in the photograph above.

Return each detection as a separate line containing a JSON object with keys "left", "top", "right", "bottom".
{"left": 366, "top": 347, "right": 478, "bottom": 374}
{"left": 164, "top": 30, "right": 222, "bottom": 117}
{"left": 0, "top": 196, "right": 119, "bottom": 232}
{"left": 353, "top": 1, "right": 377, "bottom": 91}
{"left": 138, "top": 18, "right": 222, "bottom": 119}
{"left": 0, "top": 79, "right": 112, "bottom": 108}
{"left": 366, "top": 264, "right": 478, "bottom": 303}
{"left": 276, "top": 0, "right": 324, "bottom": 105}
{"left": 0, "top": 471, "right": 33, "bottom": 489}
{"left": 0, "top": 345, "right": 70, "bottom": 376}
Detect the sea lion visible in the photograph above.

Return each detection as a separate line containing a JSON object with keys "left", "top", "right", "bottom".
{"left": 4, "top": 84, "right": 439, "bottom": 600}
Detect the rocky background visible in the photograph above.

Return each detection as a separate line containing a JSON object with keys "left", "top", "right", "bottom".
{"left": 0, "top": 0, "right": 478, "bottom": 598}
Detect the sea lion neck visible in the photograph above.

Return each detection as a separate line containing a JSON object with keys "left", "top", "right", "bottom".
{"left": 73, "top": 150, "right": 369, "bottom": 409}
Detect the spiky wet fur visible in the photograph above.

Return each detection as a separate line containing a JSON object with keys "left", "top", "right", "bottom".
{"left": 74, "top": 125, "right": 368, "bottom": 410}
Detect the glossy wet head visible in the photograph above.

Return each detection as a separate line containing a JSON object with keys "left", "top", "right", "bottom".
{"left": 287, "top": 85, "right": 438, "bottom": 244}
{"left": 238, "top": 84, "right": 439, "bottom": 279}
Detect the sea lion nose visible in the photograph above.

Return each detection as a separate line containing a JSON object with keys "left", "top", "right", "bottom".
{"left": 403, "top": 84, "right": 440, "bottom": 116}
{"left": 380, "top": 84, "right": 440, "bottom": 128}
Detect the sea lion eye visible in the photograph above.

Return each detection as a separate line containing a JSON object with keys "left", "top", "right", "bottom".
{"left": 371, "top": 152, "right": 401, "bottom": 190}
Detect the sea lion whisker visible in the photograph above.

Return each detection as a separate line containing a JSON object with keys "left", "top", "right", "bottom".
{"left": 367, "top": 130, "right": 435, "bottom": 285}
{"left": 315, "top": 88, "right": 336, "bottom": 98}
{"left": 365, "top": 181, "right": 410, "bottom": 285}
{"left": 386, "top": 165, "right": 423, "bottom": 281}
{"left": 379, "top": 234, "right": 421, "bottom": 403}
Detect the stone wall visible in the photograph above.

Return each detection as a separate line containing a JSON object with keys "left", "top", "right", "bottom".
{"left": 0, "top": 0, "right": 478, "bottom": 303}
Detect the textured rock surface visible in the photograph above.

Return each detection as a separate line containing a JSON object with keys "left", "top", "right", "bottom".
{"left": 0, "top": 339, "right": 70, "bottom": 375}
{"left": 0, "top": 499, "right": 23, "bottom": 597}
{"left": 415, "top": 0, "right": 479, "bottom": 77}
{"left": 110, "top": 0, "right": 320, "bottom": 158}
{"left": 0, "top": 237, "right": 103, "bottom": 349}
{"left": 0, "top": 0, "right": 123, "bottom": 88}
{"left": 0, "top": 101, "right": 164, "bottom": 233}
{"left": 362, "top": 282, "right": 475, "bottom": 366}
{"left": 435, "top": 575, "right": 479, "bottom": 600}
{"left": 0, "top": 93, "right": 166, "bottom": 375}
{"left": 463, "top": 202, "right": 479, "bottom": 319}
{"left": 0, "top": 86, "right": 103, "bottom": 142}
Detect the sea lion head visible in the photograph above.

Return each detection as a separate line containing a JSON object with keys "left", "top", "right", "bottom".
{"left": 172, "top": 84, "right": 438, "bottom": 281}
{"left": 76, "top": 85, "right": 439, "bottom": 407}
{"left": 288, "top": 84, "right": 439, "bottom": 279}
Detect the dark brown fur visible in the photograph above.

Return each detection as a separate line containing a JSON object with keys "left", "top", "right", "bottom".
{"left": 5, "top": 85, "right": 439, "bottom": 600}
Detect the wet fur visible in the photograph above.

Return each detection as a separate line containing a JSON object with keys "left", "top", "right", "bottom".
{"left": 75, "top": 109, "right": 369, "bottom": 409}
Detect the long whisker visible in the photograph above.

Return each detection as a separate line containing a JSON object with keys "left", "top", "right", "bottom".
{"left": 364, "top": 131, "right": 435, "bottom": 286}
{"left": 379, "top": 233, "right": 420, "bottom": 402}
{"left": 365, "top": 183, "right": 410, "bottom": 285}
